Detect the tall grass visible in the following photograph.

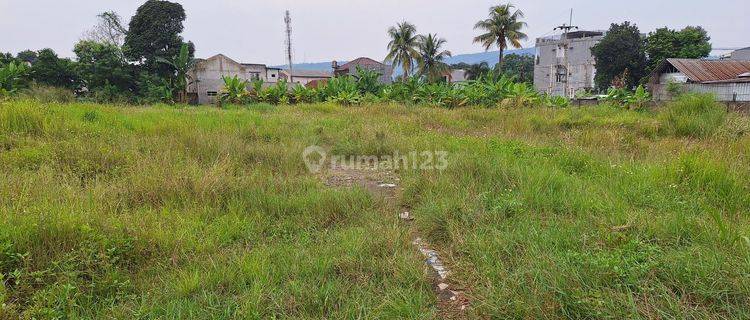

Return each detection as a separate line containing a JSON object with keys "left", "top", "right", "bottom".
{"left": 660, "top": 93, "right": 727, "bottom": 138}
{"left": 1, "top": 99, "right": 749, "bottom": 318}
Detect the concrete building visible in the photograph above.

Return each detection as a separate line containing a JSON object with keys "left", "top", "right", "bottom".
{"left": 187, "top": 54, "right": 280, "bottom": 105}
{"left": 534, "top": 31, "right": 604, "bottom": 97}
{"left": 648, "top": 58, "right": 750, "bottom": 102}
{"left": 333, "top": 57, "right": 393, "bottom": 84}
{"left": 280, "top": 69, "right": 333, "bottom": 87}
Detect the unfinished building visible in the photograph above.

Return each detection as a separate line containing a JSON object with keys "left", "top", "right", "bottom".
{"left": 533, "top": 31, "right": 603, "bottom": 97}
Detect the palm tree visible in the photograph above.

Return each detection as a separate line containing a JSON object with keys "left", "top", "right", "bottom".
{"left": 416, "top": 34, "right": 452, "bottom": 83}
{"left": 466, "top": 62, "right": 491, "bottom": 80}
{"left": 473, "top": 3, "right": 528, "bottom": 66}
{"left": 157, "top": 43, "right": 195, "bottom": 103}
{"left": 385, "top": 22, "right": 420, "bottom": 81}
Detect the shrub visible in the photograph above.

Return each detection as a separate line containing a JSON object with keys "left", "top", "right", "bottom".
{"left": 20, "top": 84, "right": 76, "bottom": 104}
{"left": 660, "top": 93, "right": 726, "bottom": 138}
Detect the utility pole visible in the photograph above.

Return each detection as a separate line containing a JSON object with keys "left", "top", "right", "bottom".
{"left": 554, "top": 9, "right": 578, "bottom": 97}
{"left": 284, "top": 10, "right": 294, "bottom": 84}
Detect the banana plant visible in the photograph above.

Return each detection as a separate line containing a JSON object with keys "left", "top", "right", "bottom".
{"left": 219, "top": 75, "right": 249, "bottom": 105}
{"left": 0, "top": 61, "right": 30, "bottom": 96}
{"left": 156, "top": 43, "right": 195, "bottom": 104}
{"left": 499, "top": 83, "right": 539, "bottom": 108}
{"left": 625, "top": 85, "right": 651, "bottom": 110}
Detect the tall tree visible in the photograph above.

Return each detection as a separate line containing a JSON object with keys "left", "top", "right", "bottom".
{"left": 84, "top": 11, "right": 129, "bottom": 46}
{"left": 473, "top": 3, "right": 527, "bottom": 66}
{"left": 123, "top": 0, "right": 191, "bottom": 77}
{"left": 156, "top": 43, "right": 195, "bottom": 103}
{"left": 645, "top": 26, "right": 711, "bottom": 73}
{"left": 591, "top": 22, "right": 647, "bottom": 90}
{"left": 385, "top": 22, "right": 420, "bottom": 81}
{"left": 16, "top": 50, "right": 38, "bottom": 64}
{"left": 30, "top": 49, "right": 80, "bottom": 90}
{"left": 74, "top": 40, "right": 135, "bottom": 93}
{"left": 496, "top": 53, "right": 534, "bottom": 84}
{"left": 416, "top": 34, "right": 452, "bottom": 83}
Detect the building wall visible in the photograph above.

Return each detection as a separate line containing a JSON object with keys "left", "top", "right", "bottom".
{"left": 652, "top": 82, "right": 750, "bottom": 102}
{"left": 534, "top": 35, "right": 602, "bottom": 97}
{"left": 730, "top": 48, "right": 750, "bottom": 61}
{"left": 337, "top": 59, "right": 393, "bottom": 84}
{"left": 188, "top": 55, "right": 273, "bottom": 104}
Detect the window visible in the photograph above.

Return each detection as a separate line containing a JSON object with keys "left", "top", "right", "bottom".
{"left": 555, "top": 65, "right": 567, "bottom": 83}
{"left": 271, "top": 74, "right": 276, "bottom": 78}
{"left": 249, "top": 72, "right": 260, "bottom": 80}
{"left": 207, "top": 91, "right": 217, "bottom": 97}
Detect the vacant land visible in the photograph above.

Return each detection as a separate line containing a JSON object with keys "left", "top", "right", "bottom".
{"left": 1, "top": 98, "right": 749, "bottom": 319}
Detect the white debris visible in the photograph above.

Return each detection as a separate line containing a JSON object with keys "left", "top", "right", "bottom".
{"left": 399, "top": 211, "right": 413, "bottom": 221}
{"left": 438, "top": 283, "right": 450, "bottom": 291}
{"left": 413, "top": 238, "right": 449, "bottom": 279}
{"left": 378, "top": 183, "right": 397, "bottom": 188}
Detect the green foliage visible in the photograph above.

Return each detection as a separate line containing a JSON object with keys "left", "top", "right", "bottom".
{"left": 156, "top": 43, "right": 195, "bottom": 103}
{"left": 74, "top": 40, "right": 135, "bottom": 99}
{"left": 591, "top": 22, "right": 647, "bottom": 90}
{"left": 219, "top": 75, "right": 249, "bottom": 105}
{"left": 645, "top": 26, "right": 712, "bottom": 73}
{"left": 416, "top": 33, "right": 452, "bottom": 83}
{"left": 660, "top": 93, "right": 726, "bottom": 137}
{"left": 385, "top": 22, "right": 421, "bottom": 80}
{"left": 473, "top": 3, "right": 528, "bottom": 65}
{"left": 123, "top": 0, "right": 191, "bottom": 77}
{"left": 452, "top": 62, "right": 491, "bottom": 80}
{"left": 354, "top": 67, "right": 382, "bottom": 95}
{"left": 20, "top": 84, "right": 76, "bottom": 104}
{"left": 500, "top": 82, "right": 539, "bottom": 107}
{"left": 496, "top": 53, "right": 534, "bottom": 84}
{"left": 542, "top": 94, "right": 570, "bottom": 108}
{"left": 625, "top": 85, "right": 651, "bottom": 110}
{"left": 0, "top": 61, "right": 30, "bottom": 96}
{"left": 30, "top": 49, "right": 80, "bottom": 90}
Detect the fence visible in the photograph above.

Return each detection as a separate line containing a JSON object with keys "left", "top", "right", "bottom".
{"left": 651, "top": 82, "right": 750, "bottom": 102}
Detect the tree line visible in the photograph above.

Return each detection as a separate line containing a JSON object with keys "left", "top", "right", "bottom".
{"left": 0, "top": 0, "right": 193, "bottom": 103}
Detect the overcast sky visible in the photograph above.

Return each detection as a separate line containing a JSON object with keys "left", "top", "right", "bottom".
{"left": 1, "top": 0, "right": 747, "bottom": 65}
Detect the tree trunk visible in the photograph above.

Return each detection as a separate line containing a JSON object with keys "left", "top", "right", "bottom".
{"left": 498, "top": 48, "right": 504, "bottom": 69}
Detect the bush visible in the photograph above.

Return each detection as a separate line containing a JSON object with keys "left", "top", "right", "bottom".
{"left": 660, "top": 93, "right": 726, "bottom": 138}
{"left": 20, "top": 84, "right": 76, "bottom": 104}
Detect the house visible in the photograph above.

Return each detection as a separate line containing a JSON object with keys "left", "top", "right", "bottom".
{"left": 187, "top": 54, "right": 280, "bottom": 105}
{"left": 443, "top": 69, "right": 468, "bottom": 83}
{"left": 332, "top": 57, "right": 393, "bottom": 84}
{"left": 533, "top": 30, "right": 604, "bottom": 97}
{"left": 279, "top": 69, "right": 333, "bottom": 87}
{"left": 648, "top": 58, "right": 750, "bottom": 101}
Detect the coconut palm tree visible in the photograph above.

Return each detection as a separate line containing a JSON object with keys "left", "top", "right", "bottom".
{"left": 385, "top": 22, "right": 420, "bottom": 81}
{"left": 465, "top": 62, "right": 492, "bottom": 80}
{"left": 157, "top": 43, "right": 195, "bottom": 103}
{"left": 416, "top": 34, "right": 452, "bottom": 83}
{"left": 473, "top": 3, "right": 528, "bottom": 66}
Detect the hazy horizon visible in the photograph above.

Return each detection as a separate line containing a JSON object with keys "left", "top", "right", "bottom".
{"left": 1, "top": 0, "right": 747, "bottom": 65}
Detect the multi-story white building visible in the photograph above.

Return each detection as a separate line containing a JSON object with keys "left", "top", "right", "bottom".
{"left": 533, "top": 31, "right": 604, "bottom": 97}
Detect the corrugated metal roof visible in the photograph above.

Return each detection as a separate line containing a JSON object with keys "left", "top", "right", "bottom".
{"left": 667, "top": 58, "right": 750, "bottom": 83}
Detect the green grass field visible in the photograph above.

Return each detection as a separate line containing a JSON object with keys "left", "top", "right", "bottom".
{"left": 1, "top": 97, "right": 749, "bottom": 319}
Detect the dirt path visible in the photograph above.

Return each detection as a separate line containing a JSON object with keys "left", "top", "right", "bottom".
{"left": 321, "top": 164, "right": 469, "bottom": 318}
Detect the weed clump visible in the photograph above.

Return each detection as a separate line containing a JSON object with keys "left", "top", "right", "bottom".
{"left": 660, "top": 94, "right": 726, "bottom": 138}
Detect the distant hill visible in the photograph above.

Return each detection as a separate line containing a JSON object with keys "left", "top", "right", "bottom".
{"left": 272, "top": 48, "right": 535, "bottom": 75}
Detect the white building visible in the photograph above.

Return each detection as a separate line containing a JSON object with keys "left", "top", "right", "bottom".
{"left": 187, "top": 54, "right": 281, "bottom": 105}
{"left": 533, "top": 31, "right": 604, "bottom": 97}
